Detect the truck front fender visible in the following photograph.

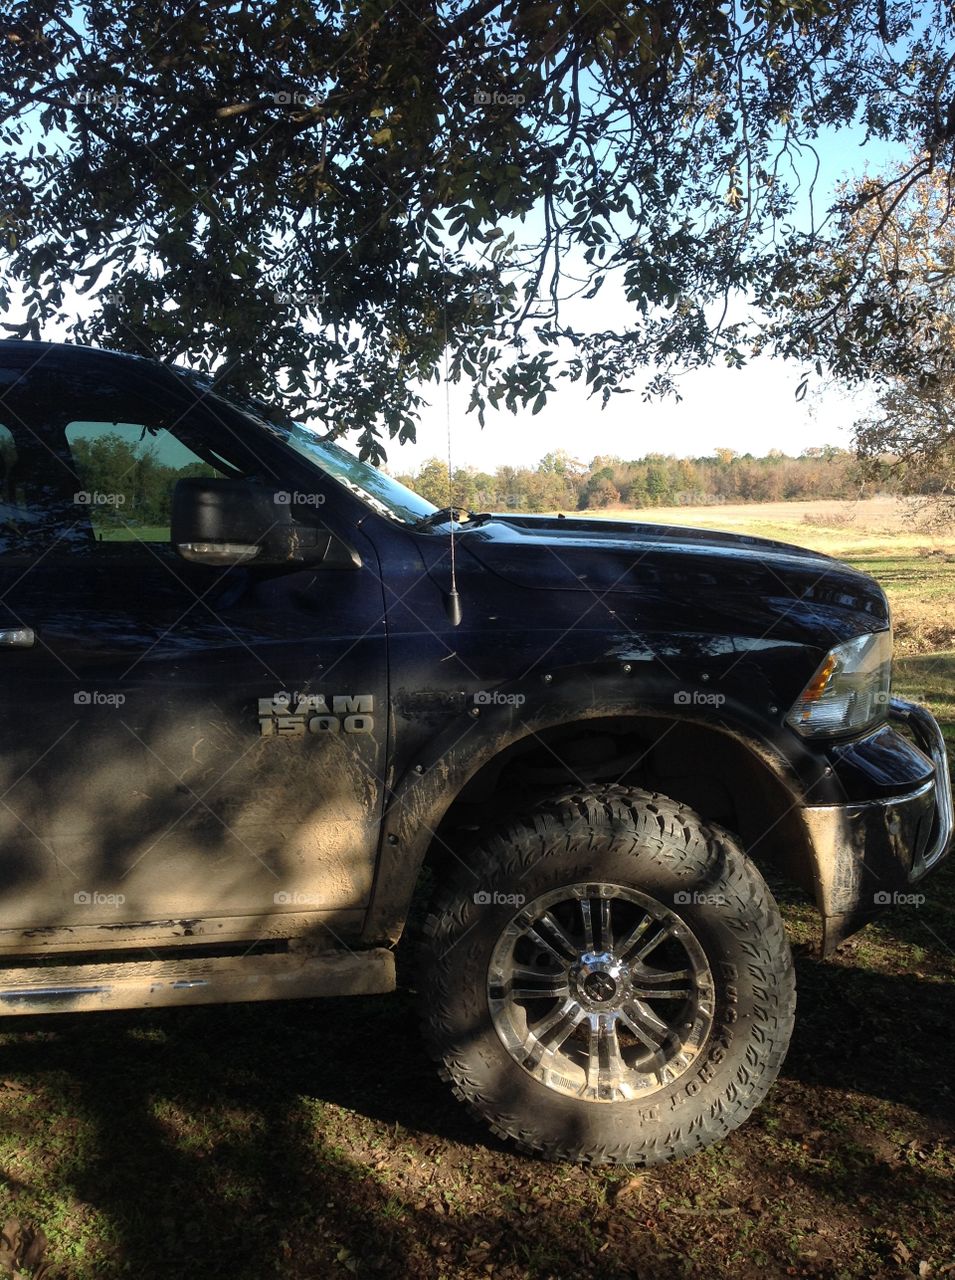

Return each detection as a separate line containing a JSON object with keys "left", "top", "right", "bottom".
{"left": 361, "top": 687, "right": 815, "bottom": 945}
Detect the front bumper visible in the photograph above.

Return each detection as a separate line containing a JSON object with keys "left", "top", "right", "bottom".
{"left": 800, "top": 697, "right": 953, "bottom": 954}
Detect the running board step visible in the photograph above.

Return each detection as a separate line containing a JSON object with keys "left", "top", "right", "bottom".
{"left": 0, "top": 947, "right": 395, "bottom": 1015}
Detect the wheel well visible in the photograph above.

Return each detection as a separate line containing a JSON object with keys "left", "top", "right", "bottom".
{"left": 421, "top": 715, "right": 816, "bottom": 900}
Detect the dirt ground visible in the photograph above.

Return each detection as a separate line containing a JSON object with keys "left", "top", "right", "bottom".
{"left": 0, "top": 876, "right": 952, "bottom": 1280}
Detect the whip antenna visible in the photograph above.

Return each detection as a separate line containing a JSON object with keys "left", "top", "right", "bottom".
{"left": 442, "top": 250, "right": 463, "bottom": 626}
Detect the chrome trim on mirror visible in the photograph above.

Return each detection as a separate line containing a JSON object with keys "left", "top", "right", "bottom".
{"left": 176, "top": 541, "right": 262, "bottom": 565}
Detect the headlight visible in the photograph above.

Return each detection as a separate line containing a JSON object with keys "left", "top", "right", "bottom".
{"left": 786, "top": 630, "right": 893, "bottom": 737}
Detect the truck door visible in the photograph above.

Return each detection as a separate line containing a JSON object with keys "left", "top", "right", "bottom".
{"left": 0, "top": 353, "right": 388, "bottom": 946}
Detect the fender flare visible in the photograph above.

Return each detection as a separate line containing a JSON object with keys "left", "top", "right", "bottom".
{"left": 361, "top": 687, "right": 833, "bottom": 943}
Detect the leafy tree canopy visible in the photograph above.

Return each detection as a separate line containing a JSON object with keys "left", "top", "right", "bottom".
{"left": 801, "top": 165, "right": 955, "bottom": 509}
{"left": 2, "top": 1, "right": 955, "bottom": 459}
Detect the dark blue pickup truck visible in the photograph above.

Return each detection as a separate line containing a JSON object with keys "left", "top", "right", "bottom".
{"left": 0, "top": 339, "right": 949, "bottom": 1165}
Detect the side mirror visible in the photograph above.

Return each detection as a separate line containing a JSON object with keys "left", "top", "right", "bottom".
{"left": 171, "top": 478, "right": 359, "bottom": 568}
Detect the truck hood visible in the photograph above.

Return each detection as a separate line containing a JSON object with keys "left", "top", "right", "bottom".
{"left": 454, "top": 513, "right": 890, "bottom": 644}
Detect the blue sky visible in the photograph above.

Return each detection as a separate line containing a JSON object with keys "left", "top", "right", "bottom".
{"left": 394, "top": 129, "right": 901, "bottom": 473}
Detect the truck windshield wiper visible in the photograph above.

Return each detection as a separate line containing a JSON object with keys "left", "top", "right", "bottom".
{"left": 412, "top": 507, "right": 492, "bottom": 531}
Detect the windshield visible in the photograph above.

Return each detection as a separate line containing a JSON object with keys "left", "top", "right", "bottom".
{"left": 173, "top": 366, "right": 438, "bottom": 526}
{"left": 279, "top": 423, "right": 438, "bottom": 525}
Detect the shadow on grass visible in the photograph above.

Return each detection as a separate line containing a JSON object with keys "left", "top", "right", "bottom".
{"left": 0, "top": 939, "right": 950, "bottom": 1279}
{"left": 784, "top": 953, "right": 955, "bottom": 1128}
{"left": 0, "top": 993, "right": 506, "bottom": 1279}
{"left": 0, "top": 848, "right": 953, "bottom": 1280}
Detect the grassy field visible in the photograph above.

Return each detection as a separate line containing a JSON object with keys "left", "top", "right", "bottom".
{"left": 0, "top": 497, "right": 952, "bottom": 1280}
{"left": 91, "top": 525, "right": 169, "bottom": 544}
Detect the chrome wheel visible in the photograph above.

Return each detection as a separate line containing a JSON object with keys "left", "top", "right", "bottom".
{"left": 487, "top": 882, "right": 715, "bottom": 1102}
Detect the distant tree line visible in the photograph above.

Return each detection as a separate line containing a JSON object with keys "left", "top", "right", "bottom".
{"left": 392, "top": 447, "right": 916, "bottom": 514}
{"left": 70, "top": 435, "right": 936, "bottom": 527}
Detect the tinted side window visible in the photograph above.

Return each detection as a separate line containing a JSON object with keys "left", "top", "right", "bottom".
{"left": 0, "top": 421, "right": 35, "bottom": 537}
{"left": 0, "top": 358, "right": 259, "bottom": 555}
{"left": 0, "top": 415, "right": 85, "bottom": 554}
{"left": 65, "top": 421, "right": 227, "bottom": 545}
